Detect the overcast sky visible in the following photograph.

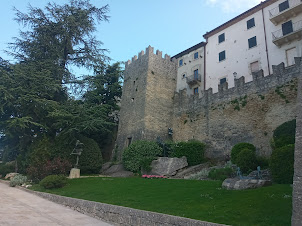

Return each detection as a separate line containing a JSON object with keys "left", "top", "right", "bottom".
{"left": 0, "top": 0, "right": 262, "bottom": 72}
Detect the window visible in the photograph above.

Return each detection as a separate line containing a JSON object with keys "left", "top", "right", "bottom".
{"left": 247, "top": 18, "right": 255, "bottom": 29}
{"left": 219, "top": 51, "right": 226, "bottom": 62}
{"left": 248, "top": 36, "right": 257, "bottom": 49}
{"left": 182, "top": 74, "right": 186, "bottom": 79}
{"left": 194, "top": 87, "right": 199, "bottom": 94}
{"left": 220, "top": 78, "right": 226, "bottom": 84}
{"left": 127, "top": 137, "right": 132, "bottom": 147}
{"left": 218, "top": 33, "right": 225, "bottom": 43}
{"left": 194, "top": 69, "right": 199, "bottom": 80}
{"left": 250, "top": 61, "right": 259, "bottom": 73}
{"left": 179, "top": 59, "right": 183, "bottom": 67}
{"left": 194, "top": 52, "right": 199, "bottom": 59}
{"left": 286, "top": 47, "right": 297, "bottom": 66}
{"left": 282, "top": 21, "right": 293, "bottom": 36}
{"left": 279, "top": 0, "right": 289, "bottom": 12}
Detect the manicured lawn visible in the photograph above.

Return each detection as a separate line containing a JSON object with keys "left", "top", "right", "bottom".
{"left": 31, "top": 177, "right": 292, "bottom": 226}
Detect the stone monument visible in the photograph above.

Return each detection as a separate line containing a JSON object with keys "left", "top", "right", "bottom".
{"left": 69, "top": 140, "right": 84, "bottom": 179}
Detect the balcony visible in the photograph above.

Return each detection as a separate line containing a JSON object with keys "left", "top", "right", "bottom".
{"left": 272, "top": 20, "right": 302, "bottom": 46}
{"left": 186, "top": 73, "right": 201, "bottom": 86}
{"left": 269, "top": 0, "right": 302, "bottom": 25}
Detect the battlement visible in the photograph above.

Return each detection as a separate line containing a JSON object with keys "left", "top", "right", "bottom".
{"left": 174, "top": 57, "right": 302, "bottom": 111}
{"left": 125, "top": 45, "right": 172, "bottom": 68}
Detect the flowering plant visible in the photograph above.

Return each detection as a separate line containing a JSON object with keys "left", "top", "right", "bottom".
{"left": 142, "top": 175, "right": 167, "bottom": 179}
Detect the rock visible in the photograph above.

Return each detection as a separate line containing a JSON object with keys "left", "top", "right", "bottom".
{"left": 150, "top": 157, "right": 188, "bottom": 176}
{"left": 103, "top": 164, "right": 125, "bottom": 175}
{"left": 103, "top": 164, "right": 134, "bottom": 177}
{"left": 222, "top": 178, "right": 272, "bottom": 190}
{"left": 5, "top": 173, "right": 19, "bottom": 180}
{"left": 100, "top": 162, "right": 113, "bottom": 173}
{"left": 173, "top": 162, "right": 210, "bottom": 179}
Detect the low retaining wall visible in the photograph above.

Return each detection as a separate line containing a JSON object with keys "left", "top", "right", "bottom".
{"left": 19, "top": 185, "right": 226, "bottom": 226}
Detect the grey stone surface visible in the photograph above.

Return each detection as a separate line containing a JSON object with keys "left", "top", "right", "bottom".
{"left": 292, "top": 69, "right": 302, "bottom": 225}
{"left": 101, "top": 162, "right": 112, "bottom": 173}
{"left": 173, "top": 162, "right": 210, "bottom": 179}
{"left": 14, "top": 181, "right": 227, "bottom": 226}
{"left": 0, "top": 180, "right": 111, "bottom": 226}
{"left": 222, "top": 178, "right": 272, "bottom": 190}
{"left": 103, "top": 164, "right": 133, "bottom": 177}
{"left": 69, "top": 168, "right": 80, "bottom": 179}
{"left": 150, "top": 157, "right": 188, "bottom": 176}
{"left": 247, "top": 169, "right": 271, "bottom": 180}
{"left": 110, "top": 171, "right": 134, "bottom": 178}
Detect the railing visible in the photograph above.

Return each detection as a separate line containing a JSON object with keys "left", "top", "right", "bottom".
{"left": 269, "top": 0, "right": 302, "bottom": 18}
{"left": 186, "top": 74, "right": 201, "bottom": 84}
{"left": 272, "top": 19, "right": 302, "bottom": 41}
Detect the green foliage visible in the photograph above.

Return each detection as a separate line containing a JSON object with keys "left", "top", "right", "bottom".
{"left": 122, "top": 140, "right": 162, "bottom": 173}
{"left": 0, "top": 163, "right": 15, "bottom": 178}
{"left": 256, "top": 156, "right": 270, "bottom": 169}
{"left": 236, "top": 148, "right": 257, "bottom": 173}
{"left": 231, "top": 143, "right": 256, "bottom": 164}
{"left": 39, "top": 175, "right": 68, "bottom": 189}
{"left": 170, "top": 140, "right": 206, "bottom": 166}
{"left": 30, "top": 177, "right": 293, "bottom": 226}
{"left": 26, "top": 157, "right": 72, "bottom": 182}
{"left": 273, "top": 119, "right": 296, "bottom": 149}
{"left": 208, "top": 167, "right": 234, "bottom": 181}
{"left": 9, "top": 174, "right": 27, "bottom": 187}
{"left": 270, "top": 145, "right": 294, "bottom": 184}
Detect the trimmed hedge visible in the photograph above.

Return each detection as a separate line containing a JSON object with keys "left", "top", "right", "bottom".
{"left": 170, "top": 140, "right": 206, "bottom": 166}
{"left": 236, "top": 148, "right": 257, "bottom": 173}
{"left": 122, "top": 140, "right": 162, "bottom": 173}
{"left": 231, "top": 143, "right": 256, "bottom": 165}
{"left": 0, "top": 163, "right": 15, "bottom": 178}
{"left": 270, "top": 145, "right": 294, "bottom": 184}
{"left": 273, "top": 119, "right": 296, "bottom": 149}
{"left": 39, "top": 175, "right": 68, "bottom": 189}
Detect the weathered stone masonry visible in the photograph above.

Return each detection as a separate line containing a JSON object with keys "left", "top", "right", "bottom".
{"left": 116, "top": 46, "right": 177, "bottom": 152}
{"left": 116, "top": 47, "right": 301, "bottom": 158}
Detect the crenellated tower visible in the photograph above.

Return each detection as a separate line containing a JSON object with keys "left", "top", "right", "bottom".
{"left": 116, "top": 46, "right": 177, "bottom": 154}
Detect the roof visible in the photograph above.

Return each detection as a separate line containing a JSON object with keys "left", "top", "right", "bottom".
{"left": 171, "top": 42, "right": 206, "bottom": 59}
{"left": 203, "top": 0, "right": 278, "bottom": 39}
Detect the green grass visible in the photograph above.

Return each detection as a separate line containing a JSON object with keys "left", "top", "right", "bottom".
{"left": 31, "top": 177, "right": 292, "bottom": 226}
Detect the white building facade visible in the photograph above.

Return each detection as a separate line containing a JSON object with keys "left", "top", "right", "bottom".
{"left": 171, "top": 42, "right": 206, "bottom": 95}
{"left": 203, "top": 0, "right": 302, "bottom": 93}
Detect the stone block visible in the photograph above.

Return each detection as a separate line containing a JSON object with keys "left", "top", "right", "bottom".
{"left": 69, "top": 168, "right": 80, "bottom": 179}
{"left": 150, "top": 157, "right": 188, "bottom": 176}
{"left": 222, "top": 178, "right": 272, "bottom": 190}
{"left": 5, "top": 173, "right": 19, "bottom": 180}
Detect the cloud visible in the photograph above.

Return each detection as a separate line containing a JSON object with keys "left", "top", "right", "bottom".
{"left": 206, "top": 0, "right": 263, "bottom": 13}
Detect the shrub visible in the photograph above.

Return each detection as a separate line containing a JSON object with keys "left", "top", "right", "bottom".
{"left": 236, "top": 148, "right": 257, "bottom": 173}
{"left": 9, "top": 174, "right": 27, "bottom": 187}
{"left": 231, "top": 143, "right": 256, "bottom": 165}
{"left": 170, "top": 140, "right": 206, "bottom": 166}
{"left": 122, "top": 140, "right": 162, "bottom": 173}
{"left": 39, "top": 175, "right": 68, "bottom": 189}
{"left": 208, "top": 167, "right": 234, "bottom": 181}
{"left": 256, "top": 156, "right": 270, "bottom": 169}
{"left": 189, "top": 168, "right": 210, "bottom": 180}
{"left": 270, "top": 145, "right": 294, "bottom": 184}
{"left": 0, "top": 163, "right": 15, "bottom": 178}
{"left": 273, "top": 119, "right": 296, "bottom": 149}
{"left": 52, "top": 135, "right": 103, "bottom": 174}
{"left": 27, "top": 157, "right": 71, "bottom": 182}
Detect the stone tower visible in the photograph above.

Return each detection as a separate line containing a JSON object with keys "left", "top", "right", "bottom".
{"left": 116, "top": 46, "right": 177, "bottom": 153}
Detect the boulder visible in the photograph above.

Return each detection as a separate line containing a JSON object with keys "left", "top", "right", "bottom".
{"left": 173, "top": 162, "right": 210, "bottom": 179}
{"left": 150, "top": 157, "right": 188, "bottom": 176}
{"left": 5, "top": 173, "right": 19, "bottom": 180}
{"left": 103, "top": 164, "right": 133, "bottom": 177}
{"left": 222, "top": 178, "right": 272, "bottom": 190}
{"left": 247, "top": 169, "right": 272, "bottom": 180}
{"left": 100, "top": 162, "right": 113, "bottom": 173}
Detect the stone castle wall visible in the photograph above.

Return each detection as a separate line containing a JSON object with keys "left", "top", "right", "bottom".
{"left": 116, "top": 46, "right": 301, "bottom": 159}
{"left": 173, "top": 58, "right": 301, "bottom": 158}
{"left": 116, "top": 46, "right": 177, "bottom": 152}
